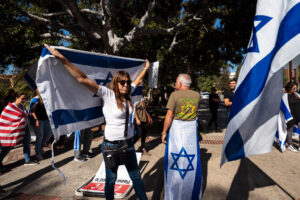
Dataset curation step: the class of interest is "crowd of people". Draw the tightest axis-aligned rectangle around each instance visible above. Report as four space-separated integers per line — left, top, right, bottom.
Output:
1 44 299 199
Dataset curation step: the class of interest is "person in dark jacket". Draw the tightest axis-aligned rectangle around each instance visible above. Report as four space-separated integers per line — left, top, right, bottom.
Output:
208 87 220 131
285 82 300 152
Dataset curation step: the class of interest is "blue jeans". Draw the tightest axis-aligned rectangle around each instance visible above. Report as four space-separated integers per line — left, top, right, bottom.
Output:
23 127 31 162
34 119 53 155
0 127 31 164
0 146 13 165
102 140 147 200
74 129 93 154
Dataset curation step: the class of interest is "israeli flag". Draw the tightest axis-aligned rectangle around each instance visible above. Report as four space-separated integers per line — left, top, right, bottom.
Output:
164 120 202 200
221 0 300 165
276 93 292 151
34 46 147 140
28 96 40 113
276 92 300 151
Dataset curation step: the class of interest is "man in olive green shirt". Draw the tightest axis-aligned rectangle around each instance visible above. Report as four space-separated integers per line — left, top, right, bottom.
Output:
161 74 201 143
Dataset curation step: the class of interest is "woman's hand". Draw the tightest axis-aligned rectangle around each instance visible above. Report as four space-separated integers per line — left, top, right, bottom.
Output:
132 59 150 86
44 44 64 59
136 119 141 126
144 59 150 70
44 44 100 94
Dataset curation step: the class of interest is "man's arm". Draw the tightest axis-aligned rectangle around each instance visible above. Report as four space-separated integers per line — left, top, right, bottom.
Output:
224 98 232 107
161 109 174 144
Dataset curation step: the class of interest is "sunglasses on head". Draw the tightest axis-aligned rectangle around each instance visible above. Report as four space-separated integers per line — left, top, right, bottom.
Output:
118 80 131 86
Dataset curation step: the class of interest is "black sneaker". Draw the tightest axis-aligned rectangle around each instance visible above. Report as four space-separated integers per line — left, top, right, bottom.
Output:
74 155 87 162
35 154 44 161
82 152 94 159
24 160 39 166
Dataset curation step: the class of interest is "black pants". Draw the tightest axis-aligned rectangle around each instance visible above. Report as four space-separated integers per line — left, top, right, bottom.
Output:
133 121 147 149
208 108 218 130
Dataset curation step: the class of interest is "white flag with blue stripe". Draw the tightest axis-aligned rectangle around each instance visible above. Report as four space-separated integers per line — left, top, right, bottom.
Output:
276 93 300 151
221 0 300 165
34 46 147 140
276 93 292 151
164 120 202 200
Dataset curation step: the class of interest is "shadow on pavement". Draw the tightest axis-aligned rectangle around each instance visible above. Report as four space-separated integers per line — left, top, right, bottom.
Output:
144 137 162 153
2 156 73 199
2 138 74 175
142 157 164 200
226 158 294 200
200 148 212 194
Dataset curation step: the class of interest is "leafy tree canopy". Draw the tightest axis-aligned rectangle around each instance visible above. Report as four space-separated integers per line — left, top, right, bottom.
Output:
0 0 257 89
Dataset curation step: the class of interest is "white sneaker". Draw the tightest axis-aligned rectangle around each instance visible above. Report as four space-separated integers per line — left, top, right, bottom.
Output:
287 145 298 152
298 147 300 151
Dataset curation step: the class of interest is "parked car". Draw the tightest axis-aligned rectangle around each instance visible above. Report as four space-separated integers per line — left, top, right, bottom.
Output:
200 92 209 100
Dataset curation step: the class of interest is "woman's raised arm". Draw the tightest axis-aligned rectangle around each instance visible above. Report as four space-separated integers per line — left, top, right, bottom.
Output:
132 60 150 86
44 44 100 94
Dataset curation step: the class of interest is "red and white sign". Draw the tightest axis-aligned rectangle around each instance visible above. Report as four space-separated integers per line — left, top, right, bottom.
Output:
79 152 142 199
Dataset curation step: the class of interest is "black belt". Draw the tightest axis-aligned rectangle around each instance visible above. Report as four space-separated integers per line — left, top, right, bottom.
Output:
104 138 132 144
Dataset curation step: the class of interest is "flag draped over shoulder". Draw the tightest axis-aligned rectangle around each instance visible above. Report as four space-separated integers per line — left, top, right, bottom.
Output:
0 103 27 146
164 120 202 200
276 93 300 151
276 93 292 151
35 46 147 140
221 0 300 165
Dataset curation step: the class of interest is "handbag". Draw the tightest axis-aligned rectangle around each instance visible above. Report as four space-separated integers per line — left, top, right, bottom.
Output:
103 101 130 169
146 111 153 125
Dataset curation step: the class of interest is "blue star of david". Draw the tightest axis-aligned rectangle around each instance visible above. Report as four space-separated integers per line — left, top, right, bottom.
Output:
170 147 195 180
93 72 113 97
247 15 272 53
94 72 113 86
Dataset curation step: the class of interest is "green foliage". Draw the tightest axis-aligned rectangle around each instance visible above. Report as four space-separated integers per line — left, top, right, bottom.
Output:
0 79 11 97
197 74 218 92
0 1 59 72
215 69 230 91
0 0 257 90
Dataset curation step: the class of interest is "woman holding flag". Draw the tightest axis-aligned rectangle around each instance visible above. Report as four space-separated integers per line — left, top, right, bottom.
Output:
45 44 149 200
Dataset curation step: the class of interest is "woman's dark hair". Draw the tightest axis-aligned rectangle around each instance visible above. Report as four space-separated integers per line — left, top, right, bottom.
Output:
110 71 133 110
15 93 26 99
284 82 297 92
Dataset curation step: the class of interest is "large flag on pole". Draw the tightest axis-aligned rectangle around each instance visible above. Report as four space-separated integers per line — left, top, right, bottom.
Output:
221 0 300 166
164 120 202 200
33 46 154 140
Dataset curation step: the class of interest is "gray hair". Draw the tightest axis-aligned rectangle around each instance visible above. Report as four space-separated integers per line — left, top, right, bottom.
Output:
177 74 192 87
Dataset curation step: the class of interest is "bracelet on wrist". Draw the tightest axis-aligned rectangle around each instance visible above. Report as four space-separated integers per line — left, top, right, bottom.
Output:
161 132 167 136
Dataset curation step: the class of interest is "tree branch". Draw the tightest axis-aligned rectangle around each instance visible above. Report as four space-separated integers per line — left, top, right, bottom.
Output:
57 0 102 39
124 0 157 42
40 9 103 18
24 10 101 47
168 32 182 51
40 32 72 40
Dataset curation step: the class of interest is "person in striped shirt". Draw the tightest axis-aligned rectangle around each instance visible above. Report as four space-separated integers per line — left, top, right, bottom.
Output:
0 93 37 173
